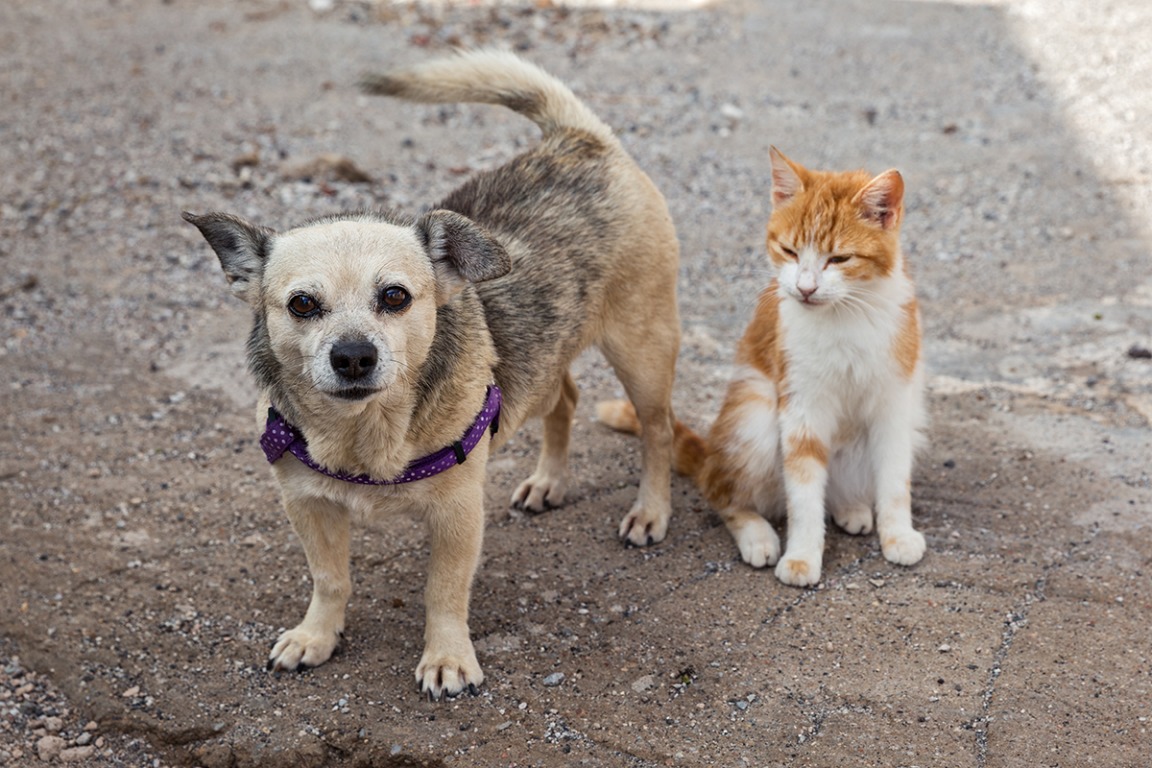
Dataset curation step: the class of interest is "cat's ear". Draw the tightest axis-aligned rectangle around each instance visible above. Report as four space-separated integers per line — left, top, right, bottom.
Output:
855 170 904 230
769 146 806 207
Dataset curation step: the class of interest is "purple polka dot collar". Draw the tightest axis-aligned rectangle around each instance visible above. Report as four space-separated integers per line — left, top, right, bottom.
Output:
259 385 502 485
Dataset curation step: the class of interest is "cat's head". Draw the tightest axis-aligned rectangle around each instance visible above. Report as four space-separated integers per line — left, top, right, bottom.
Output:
766 147 905 308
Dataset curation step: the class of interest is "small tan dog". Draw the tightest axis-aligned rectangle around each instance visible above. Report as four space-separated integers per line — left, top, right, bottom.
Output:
183 50 681 699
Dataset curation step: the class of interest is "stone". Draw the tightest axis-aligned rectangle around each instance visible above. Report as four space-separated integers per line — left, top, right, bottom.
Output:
36 735 65 762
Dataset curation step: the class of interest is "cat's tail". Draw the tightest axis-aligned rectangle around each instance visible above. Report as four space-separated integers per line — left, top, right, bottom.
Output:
359 49 615 145
595 400 707 479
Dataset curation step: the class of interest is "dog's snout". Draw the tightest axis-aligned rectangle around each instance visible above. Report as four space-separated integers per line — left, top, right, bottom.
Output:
330 340 378 380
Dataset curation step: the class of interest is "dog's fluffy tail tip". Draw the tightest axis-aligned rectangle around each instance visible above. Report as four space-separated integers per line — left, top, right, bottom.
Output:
596 399 642 435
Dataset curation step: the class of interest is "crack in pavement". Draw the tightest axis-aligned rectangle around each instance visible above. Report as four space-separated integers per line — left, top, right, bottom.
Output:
971 524 1100 766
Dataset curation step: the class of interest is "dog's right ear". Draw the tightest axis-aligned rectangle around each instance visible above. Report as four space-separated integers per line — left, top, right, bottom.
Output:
417 210 512 304
182 212 274 303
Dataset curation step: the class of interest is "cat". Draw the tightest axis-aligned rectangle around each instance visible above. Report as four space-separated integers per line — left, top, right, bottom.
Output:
599 147 926 586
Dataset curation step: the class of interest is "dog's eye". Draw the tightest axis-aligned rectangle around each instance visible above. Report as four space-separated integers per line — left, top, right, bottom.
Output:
287 293 321 318
378 286 411 312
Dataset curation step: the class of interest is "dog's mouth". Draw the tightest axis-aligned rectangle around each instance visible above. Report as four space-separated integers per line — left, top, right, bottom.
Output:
328 387 380 401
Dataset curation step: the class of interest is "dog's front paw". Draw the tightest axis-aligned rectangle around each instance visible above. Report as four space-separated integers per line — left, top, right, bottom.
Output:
416 646 484 701
881 527 926 566
618 499 669 547
511 471 567 513
268 625 341 672
775 552 822 587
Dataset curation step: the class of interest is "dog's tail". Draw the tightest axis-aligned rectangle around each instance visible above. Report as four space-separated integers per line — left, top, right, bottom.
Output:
595 400 707 479
359 49 614 145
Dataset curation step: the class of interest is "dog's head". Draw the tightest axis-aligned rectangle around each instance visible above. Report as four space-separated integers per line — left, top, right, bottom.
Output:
183 210 510 414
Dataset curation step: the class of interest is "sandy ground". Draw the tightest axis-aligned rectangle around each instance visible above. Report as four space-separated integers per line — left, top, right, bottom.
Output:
1 0 1149 766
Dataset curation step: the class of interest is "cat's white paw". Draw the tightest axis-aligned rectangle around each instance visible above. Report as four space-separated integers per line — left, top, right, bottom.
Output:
775 553 822 586
512 470 567 512
833 503 873 535
881 528 926 566
734 517 781 568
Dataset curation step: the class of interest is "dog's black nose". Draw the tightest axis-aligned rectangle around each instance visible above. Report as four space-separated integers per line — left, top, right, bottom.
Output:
330 340 378 380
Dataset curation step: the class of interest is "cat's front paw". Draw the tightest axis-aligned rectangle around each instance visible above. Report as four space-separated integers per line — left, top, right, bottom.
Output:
881 528 926 566
775 553 822 586
832 503 873 535
733 517 781 568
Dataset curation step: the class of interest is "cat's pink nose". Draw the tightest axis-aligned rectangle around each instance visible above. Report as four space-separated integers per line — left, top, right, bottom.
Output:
797 272 818 299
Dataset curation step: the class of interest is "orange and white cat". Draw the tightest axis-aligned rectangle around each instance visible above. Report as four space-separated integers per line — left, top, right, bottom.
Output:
600 147 926 586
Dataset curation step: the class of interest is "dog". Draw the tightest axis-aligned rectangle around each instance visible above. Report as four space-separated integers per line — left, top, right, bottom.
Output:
183 49 681 699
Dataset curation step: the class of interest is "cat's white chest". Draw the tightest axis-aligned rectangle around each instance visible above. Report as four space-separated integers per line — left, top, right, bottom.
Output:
780 300 904 422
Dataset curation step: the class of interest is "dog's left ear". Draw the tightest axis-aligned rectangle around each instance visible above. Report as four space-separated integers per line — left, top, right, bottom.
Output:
182 211 274 304
417 210 512 304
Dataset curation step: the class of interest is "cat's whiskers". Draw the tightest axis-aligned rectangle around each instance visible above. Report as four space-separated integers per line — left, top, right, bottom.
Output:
831 290 885 327
829 295 870 326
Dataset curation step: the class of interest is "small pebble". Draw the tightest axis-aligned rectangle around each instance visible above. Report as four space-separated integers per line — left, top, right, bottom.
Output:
36 735 66 762
1127 345 1152 360
631 674 656 693
719 103 744 120
543 672 565 687
60 745 96 763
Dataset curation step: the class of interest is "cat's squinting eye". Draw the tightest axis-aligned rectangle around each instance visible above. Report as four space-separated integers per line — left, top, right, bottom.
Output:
827 255 852 265
780 245 798 260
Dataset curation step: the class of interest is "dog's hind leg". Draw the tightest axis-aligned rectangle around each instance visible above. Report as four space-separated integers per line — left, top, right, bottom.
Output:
268 496 351 671
600 322 678 547
511 372 578 512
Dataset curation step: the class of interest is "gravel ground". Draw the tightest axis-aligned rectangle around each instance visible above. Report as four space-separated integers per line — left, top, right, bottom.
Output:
0 645 164 766
2 1 1150 766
